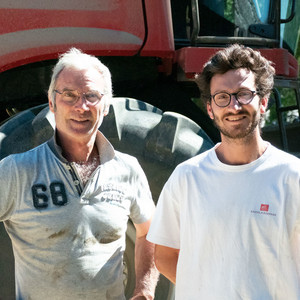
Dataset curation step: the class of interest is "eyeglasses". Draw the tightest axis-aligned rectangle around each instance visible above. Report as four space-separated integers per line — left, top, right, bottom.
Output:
210 90 257 107
54 89 104 105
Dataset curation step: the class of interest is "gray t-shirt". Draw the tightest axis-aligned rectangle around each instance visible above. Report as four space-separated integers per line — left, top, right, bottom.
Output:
0 131 154 300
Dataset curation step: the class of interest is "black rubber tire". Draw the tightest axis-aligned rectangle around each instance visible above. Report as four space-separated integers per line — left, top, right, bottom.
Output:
0 97 214 299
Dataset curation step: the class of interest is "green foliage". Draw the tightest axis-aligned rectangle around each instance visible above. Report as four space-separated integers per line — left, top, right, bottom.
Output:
224 0 234 23
283 0 300 57
297 37 300 77
265 88 299 126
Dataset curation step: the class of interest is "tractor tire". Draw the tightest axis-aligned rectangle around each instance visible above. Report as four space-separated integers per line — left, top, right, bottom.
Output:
0 97 214 299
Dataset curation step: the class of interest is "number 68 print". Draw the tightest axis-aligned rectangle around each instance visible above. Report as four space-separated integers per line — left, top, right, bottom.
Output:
31 182 68 209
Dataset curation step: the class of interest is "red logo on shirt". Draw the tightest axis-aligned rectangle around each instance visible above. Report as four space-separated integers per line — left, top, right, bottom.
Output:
260 204 269 212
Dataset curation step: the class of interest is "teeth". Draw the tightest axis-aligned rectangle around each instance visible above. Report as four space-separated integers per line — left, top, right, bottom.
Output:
227 116 243 121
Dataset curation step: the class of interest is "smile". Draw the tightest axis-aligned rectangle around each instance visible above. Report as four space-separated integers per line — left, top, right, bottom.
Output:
71 118 90 123
226 115 246 121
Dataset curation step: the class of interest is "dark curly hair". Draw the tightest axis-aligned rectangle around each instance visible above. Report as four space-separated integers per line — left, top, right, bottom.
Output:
195 44 275 104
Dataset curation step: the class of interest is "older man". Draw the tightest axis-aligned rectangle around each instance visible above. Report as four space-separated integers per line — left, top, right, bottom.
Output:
0 48 158 299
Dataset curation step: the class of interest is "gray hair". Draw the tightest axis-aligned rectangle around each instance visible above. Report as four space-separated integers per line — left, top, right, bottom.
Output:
48 48 113 108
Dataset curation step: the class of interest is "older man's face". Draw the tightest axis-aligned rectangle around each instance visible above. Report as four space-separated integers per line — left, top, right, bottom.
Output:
49 67 108 145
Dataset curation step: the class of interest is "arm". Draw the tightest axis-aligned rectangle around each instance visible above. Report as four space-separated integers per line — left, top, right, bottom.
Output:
154 244 179 285
131 218 159 300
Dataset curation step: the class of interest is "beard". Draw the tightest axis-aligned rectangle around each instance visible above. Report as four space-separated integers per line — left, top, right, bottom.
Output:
211 109 262 140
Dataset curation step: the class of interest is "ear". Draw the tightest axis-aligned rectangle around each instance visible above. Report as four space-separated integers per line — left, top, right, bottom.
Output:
103 105 110 116
102 96 111 116
207 102 214 119
49 97 55 113
260 96 268 114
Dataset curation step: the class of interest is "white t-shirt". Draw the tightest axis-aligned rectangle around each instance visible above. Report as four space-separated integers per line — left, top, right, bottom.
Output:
0 131 154 300
147 144 300 300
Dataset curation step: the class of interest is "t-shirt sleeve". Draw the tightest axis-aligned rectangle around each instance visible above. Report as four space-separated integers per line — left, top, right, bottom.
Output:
0 156 18 221
288 161 300 275
129 158 155 224
147 167 181 249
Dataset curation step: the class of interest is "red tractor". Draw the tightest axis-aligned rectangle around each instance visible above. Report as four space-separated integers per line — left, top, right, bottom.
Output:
0 0 299 298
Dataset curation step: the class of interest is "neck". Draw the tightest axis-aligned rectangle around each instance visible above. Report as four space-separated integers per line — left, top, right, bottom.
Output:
216 133 268 165
56 132 98 163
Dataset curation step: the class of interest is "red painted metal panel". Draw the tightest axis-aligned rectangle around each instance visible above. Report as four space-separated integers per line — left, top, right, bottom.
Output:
175 47 299 79
0 0 146 71
139 0 174 58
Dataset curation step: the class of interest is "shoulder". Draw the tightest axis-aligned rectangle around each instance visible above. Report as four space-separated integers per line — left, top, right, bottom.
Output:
114 150 138 163
265 145 300 181
0 142 50 169
175 147 213 173
113 150 145 175
268 145 300 167
164 148 213 188
113 150 143 169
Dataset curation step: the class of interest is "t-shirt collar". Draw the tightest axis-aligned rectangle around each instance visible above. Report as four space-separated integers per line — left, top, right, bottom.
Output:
47 130 115 164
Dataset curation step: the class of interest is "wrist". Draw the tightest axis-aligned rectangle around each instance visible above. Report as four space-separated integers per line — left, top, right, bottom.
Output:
130 291 154 300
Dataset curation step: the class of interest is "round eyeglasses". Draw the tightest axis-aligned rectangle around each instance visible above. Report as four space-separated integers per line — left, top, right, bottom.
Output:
54 89 104 105
210 90 257 107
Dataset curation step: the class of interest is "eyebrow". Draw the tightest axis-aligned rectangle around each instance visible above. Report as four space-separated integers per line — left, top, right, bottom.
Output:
212 88 254 94
59 87 75 92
